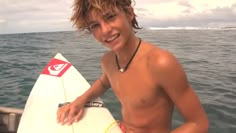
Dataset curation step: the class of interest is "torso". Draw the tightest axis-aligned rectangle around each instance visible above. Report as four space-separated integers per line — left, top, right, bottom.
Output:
102 41 174 133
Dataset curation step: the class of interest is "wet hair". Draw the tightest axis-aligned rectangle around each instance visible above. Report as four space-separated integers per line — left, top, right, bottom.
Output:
71 0 141 31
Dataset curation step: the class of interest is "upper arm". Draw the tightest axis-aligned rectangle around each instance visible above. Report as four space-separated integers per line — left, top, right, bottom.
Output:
99 53 111 90
86 55 111 99
155 50 207 123
98 71 111 90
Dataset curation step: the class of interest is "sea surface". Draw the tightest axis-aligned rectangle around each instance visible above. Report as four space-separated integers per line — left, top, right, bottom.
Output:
0 29 235 132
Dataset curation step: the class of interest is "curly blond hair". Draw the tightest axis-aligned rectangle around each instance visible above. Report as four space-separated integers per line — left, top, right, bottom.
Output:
71 0 141 31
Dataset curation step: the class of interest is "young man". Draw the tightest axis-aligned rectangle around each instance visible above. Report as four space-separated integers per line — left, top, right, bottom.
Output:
57 0 209 132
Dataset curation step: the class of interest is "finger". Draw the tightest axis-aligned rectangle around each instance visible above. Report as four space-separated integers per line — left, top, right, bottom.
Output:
57 107 64 123
59 106 69 125
57 108 64 123
68 108 76 125
74 108 84 122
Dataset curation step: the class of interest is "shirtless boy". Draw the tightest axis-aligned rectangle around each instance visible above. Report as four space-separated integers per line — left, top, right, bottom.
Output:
57 0 209 132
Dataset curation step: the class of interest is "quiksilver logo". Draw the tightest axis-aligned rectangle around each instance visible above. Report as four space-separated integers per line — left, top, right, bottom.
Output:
48 63 68 76
42 58 71 77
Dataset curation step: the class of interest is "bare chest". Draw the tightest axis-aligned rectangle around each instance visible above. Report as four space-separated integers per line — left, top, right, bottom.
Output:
103 45 168 109
106 66 164 109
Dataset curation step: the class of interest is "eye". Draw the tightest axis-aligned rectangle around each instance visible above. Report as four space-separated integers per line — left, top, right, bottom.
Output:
106 13 117 21
89 23 100 30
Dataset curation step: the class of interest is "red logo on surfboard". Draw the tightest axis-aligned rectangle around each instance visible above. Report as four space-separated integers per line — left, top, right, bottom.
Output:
41 58 71 77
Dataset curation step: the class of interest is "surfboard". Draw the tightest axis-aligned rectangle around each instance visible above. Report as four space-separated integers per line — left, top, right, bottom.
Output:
17 53 122 133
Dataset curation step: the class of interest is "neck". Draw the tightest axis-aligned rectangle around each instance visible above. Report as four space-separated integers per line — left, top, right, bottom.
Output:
115 36 140 64
115 37 142 72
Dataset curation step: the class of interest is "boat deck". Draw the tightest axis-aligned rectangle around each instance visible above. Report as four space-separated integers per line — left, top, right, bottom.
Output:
0 106 23 133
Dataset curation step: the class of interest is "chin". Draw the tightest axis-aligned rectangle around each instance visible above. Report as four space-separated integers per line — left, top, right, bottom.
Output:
112 43 124 52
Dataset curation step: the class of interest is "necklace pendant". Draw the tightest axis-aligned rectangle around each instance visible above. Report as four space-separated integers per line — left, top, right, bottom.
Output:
119 68 125 73
115 38 142 73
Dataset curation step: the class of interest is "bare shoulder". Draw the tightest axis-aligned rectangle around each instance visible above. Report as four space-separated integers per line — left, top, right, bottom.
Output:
144 42 181 73
145 42 189 88
100 51 115 70
101 51 114 63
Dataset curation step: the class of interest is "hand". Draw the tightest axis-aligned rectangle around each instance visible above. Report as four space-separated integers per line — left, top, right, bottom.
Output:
57 101 84 125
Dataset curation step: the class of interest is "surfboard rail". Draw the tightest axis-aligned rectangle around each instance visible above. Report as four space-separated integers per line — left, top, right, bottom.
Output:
17 53 122 133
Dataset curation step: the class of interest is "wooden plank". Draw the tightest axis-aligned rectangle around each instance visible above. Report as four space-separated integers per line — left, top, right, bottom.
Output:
0 106 23 133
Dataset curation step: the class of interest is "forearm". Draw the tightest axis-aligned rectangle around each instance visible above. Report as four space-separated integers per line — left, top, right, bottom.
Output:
74 79 109 105
171 122 208 133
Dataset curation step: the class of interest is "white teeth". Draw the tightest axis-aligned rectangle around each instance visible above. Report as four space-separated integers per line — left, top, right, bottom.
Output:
106 34 118 42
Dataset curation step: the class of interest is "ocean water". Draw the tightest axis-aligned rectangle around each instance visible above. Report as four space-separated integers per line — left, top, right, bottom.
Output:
0 29 235 132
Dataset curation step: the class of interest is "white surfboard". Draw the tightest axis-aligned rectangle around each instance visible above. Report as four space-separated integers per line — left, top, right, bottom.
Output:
17 53 122 133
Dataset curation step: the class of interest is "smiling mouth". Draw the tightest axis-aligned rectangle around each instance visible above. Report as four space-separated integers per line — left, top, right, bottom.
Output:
105 34 120 43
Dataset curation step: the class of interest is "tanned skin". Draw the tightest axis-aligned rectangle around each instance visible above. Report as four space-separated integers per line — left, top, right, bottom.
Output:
57 6 209 133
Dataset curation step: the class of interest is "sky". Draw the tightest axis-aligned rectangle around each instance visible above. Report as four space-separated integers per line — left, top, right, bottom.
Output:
0 0 236 34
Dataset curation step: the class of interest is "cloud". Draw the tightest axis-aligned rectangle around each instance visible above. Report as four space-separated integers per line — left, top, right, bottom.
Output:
178 1 193 8
1 0 236 34
135 8 153 17
134 0 171 5
134 0 236 28
0 17 6 23
0 0 73 34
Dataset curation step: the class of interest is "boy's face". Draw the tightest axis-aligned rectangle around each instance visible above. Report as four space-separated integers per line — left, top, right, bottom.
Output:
87 7 135 51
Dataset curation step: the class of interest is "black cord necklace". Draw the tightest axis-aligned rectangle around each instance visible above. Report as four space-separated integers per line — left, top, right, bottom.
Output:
115 38 142 73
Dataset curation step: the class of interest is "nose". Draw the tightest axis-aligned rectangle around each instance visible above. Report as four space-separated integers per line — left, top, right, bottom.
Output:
100 22 112 34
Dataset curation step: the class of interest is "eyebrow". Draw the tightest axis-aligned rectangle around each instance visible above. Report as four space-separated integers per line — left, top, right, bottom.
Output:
86 11 117 25
86 15 98 26
87 20 97 26
86 13 100 26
